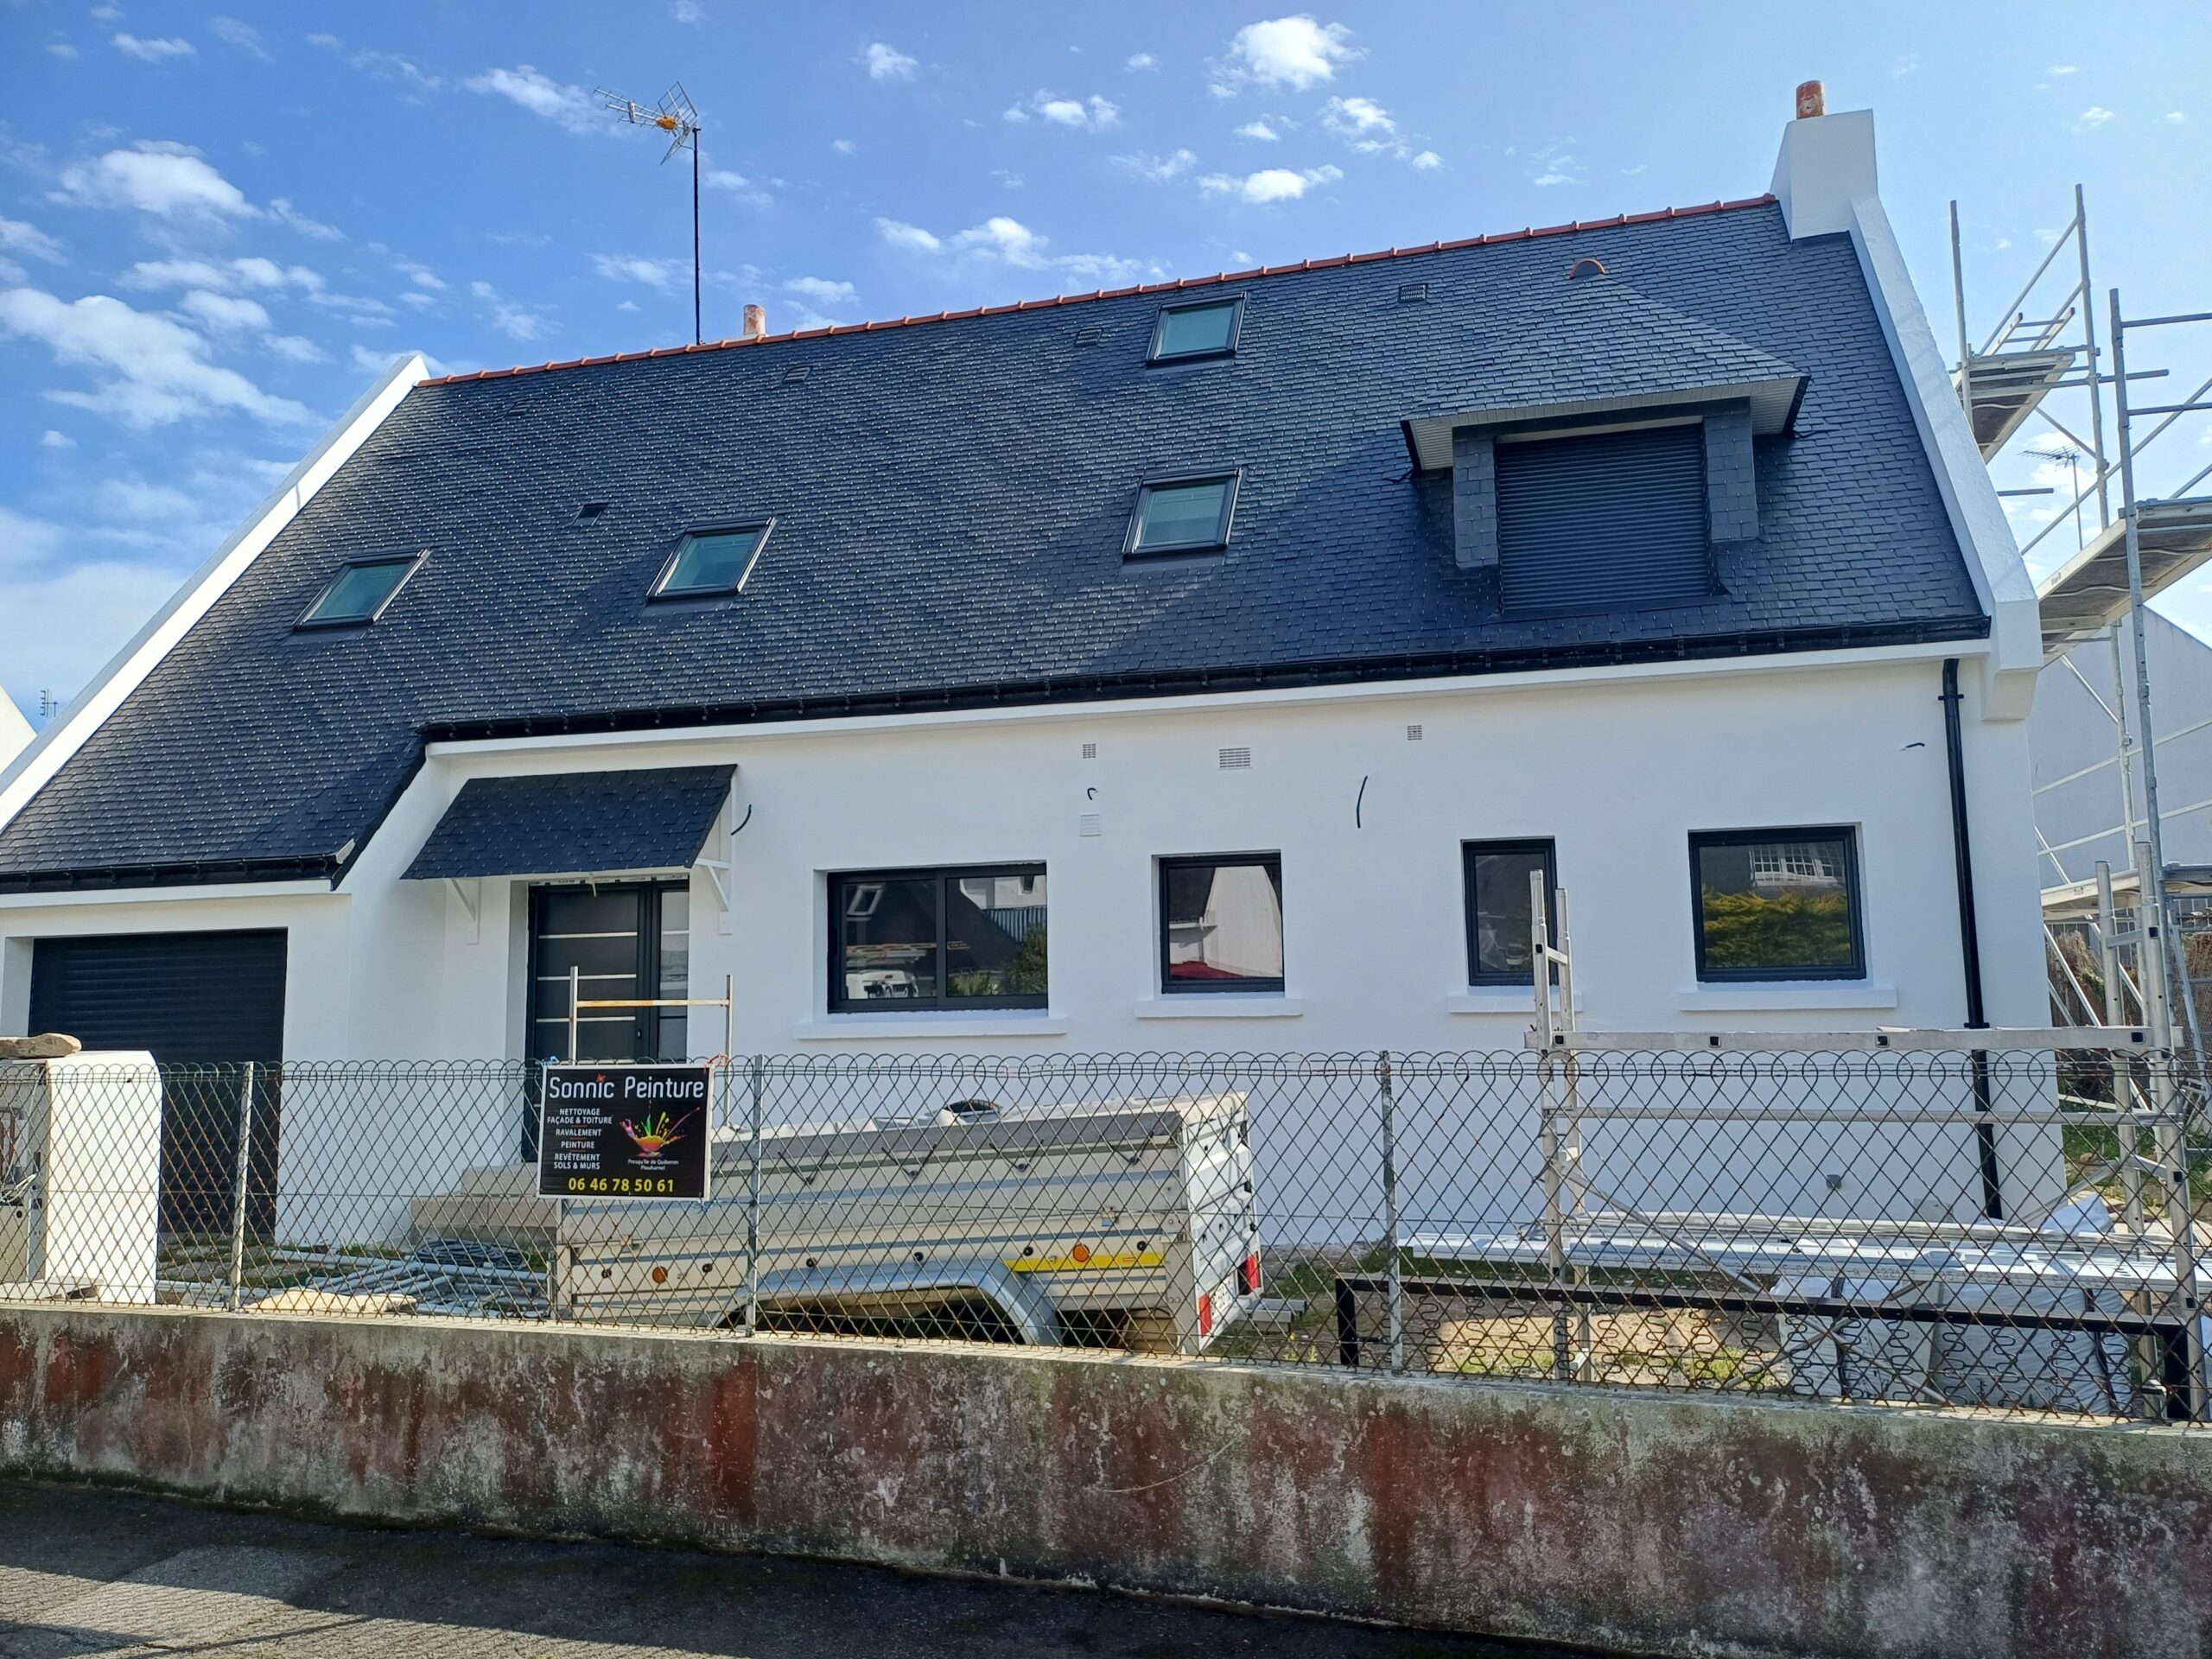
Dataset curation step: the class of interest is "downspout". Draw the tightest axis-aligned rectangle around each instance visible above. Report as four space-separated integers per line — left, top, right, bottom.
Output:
1941 657 2005 1218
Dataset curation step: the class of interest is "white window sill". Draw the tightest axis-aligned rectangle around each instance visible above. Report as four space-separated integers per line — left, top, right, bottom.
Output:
1675 981 1898 1013
1133 995 1306 1020
1446 987 1583 1015
793 1013 1070 1042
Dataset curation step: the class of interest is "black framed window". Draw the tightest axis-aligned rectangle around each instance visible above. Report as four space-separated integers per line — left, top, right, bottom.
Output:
1160 854 1284 993
830 865 1047 1012
1125 473 1239 558
1147 296 1243 364
1463 839 1556 985
526 880 691 1063
296 552 423 629
652 521 772 600
1690 827 1865 982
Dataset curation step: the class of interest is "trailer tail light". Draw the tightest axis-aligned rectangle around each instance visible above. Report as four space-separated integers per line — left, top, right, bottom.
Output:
1240 1254 1262 1295
1198 1293 1215 1337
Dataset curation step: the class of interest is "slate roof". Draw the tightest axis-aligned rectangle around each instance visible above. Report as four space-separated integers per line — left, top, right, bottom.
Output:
401 766 735 880
0 197 1988 892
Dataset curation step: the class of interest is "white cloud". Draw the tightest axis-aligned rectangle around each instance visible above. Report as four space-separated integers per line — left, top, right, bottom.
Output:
2168 111 2189 124
270 197 342 240
1216 16 1358 95
1522 142 1580 187
1198 164 1341 204
0 505 199 714
397 259 443 290
1890 53 1920 78
470 278 549 340
208 17 270 58
0 287 314 426
1413 150 1441 170
1006 92 1120 130
308 33 442 91
48 41 79 60
1126 53 1156 71
704 168 768 204
671 0 705 21
1236 119 1283 141
466 66 600 133
785 276 856 305
864 41 918 81
831 138 856 155
592 254 683 289
874 218 943 254
124 256 325 297
2073 105 2116 131
176 289 271 333
1319 95 1393 137
112 33 195 61
53 142 253 218
264 334 323 361
39 430 74 448
1114 149 1198 182
0 219 63 264
2049 63 2079 75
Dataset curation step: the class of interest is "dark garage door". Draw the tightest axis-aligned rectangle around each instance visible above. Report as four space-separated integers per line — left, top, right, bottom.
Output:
29 931 287 1240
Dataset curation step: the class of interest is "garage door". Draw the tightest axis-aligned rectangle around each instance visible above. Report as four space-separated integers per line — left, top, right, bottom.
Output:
29 931 287 1240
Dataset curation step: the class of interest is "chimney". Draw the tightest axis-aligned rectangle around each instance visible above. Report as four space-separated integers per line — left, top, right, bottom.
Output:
741 302 767 340
1770 79 1876 240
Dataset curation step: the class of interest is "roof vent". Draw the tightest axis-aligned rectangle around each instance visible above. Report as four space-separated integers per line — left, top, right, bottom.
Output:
1397 282 1430 304
742 302 767 340
1568 257 1607 282
577 501 608 520
1218 746 1251 770
781 365 811 385
1075 323 1105 345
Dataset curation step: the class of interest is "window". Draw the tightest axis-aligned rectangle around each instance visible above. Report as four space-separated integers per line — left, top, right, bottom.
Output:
1690 827 1865 982
1147 296 1243 364
1494 424 1715 615
1125 474 1239 558
830 865 1047 1012
1463 840 1556 986
1160 854 1284 993
296 553 422 628
652 522 771 600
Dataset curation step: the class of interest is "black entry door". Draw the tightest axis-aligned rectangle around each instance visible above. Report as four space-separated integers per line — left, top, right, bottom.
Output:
28 930 287 1240
527 882 690 1063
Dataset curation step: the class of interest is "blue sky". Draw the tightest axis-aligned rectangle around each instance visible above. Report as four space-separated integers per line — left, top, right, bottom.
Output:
3 2 2208 724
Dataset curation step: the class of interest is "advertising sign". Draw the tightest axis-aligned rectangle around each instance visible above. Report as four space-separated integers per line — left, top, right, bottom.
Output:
537 1065 712 1200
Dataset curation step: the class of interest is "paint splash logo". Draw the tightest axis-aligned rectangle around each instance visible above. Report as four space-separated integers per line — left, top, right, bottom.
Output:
621 1110 691 1157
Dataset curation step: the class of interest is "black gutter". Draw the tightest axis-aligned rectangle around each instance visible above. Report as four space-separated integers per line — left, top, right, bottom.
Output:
1941 656 2004 1220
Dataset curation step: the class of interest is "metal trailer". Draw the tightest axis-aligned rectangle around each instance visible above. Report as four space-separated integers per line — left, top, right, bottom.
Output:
554 1089 1265 1351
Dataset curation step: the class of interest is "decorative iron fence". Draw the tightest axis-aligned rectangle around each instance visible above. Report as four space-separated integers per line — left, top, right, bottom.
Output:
2 1047 2205 1422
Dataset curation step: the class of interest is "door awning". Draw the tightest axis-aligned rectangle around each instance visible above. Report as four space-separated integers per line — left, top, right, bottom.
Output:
402 766 735 880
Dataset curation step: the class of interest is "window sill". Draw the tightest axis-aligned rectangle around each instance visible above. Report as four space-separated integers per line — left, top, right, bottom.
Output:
1133 995 1306 1020
1446 987 1582 1015
1675 981 1898 1013
794 1012 1070 1042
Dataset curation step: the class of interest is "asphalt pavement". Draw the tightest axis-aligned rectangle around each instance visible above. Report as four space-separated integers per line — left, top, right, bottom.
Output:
0 1481 1580 1658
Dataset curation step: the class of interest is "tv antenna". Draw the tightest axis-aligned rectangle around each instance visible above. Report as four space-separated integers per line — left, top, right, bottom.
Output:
2028 443 2088 551
596 83 704 344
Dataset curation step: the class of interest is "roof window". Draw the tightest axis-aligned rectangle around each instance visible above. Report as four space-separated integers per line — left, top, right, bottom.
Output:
652 522 772 600
296 553 423 629
1147 296 1243 364
1125 474 1240 558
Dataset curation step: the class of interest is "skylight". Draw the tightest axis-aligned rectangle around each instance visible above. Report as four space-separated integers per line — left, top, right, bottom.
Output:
652 523 772 600
296 554 423 629
1125 474 1239 557
1147 296 1243 364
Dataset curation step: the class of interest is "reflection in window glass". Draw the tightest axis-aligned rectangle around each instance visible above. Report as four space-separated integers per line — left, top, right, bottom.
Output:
656 887 690 1059
1464 840 1555 984
301 556 416 626
837 875 940 1004
947 871 1049 1000
830 867 1047 1012
657 526 766 597
1161 855 1284 991
1131 478 1233 553
1153 299 1240 360
1692 828 1863 980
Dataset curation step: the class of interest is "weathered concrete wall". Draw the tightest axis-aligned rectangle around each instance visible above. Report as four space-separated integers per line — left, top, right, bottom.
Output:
0 1306 2203 1659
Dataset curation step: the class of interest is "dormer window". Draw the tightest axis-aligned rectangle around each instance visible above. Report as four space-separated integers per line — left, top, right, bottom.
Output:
1125 473 1240 558
296 552 423 629
651 522 772 600
1494 424 1718 615
1147 296 1243 364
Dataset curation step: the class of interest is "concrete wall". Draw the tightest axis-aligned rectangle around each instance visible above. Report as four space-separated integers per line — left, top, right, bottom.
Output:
0 1305 2202 1659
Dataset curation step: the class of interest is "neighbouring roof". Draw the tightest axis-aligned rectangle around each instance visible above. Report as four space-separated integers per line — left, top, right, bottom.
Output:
0 197 1987 892
402 766 735 881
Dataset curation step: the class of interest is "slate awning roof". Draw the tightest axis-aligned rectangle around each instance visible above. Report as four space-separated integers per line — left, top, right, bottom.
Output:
403 766 734 880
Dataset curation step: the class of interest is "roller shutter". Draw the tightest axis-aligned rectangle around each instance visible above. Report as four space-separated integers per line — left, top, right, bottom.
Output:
1496 425 1716 615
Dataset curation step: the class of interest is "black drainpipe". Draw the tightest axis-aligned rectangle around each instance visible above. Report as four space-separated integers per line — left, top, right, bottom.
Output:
1941 658 2004 1218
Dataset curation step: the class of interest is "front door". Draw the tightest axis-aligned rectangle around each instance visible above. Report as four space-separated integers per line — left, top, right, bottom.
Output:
526 880 692 1065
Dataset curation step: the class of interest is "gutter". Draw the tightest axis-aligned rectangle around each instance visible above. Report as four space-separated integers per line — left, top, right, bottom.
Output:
1940 656 2004 1219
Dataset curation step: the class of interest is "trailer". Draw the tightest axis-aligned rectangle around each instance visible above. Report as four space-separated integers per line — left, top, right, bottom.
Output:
555 1089 1264 1351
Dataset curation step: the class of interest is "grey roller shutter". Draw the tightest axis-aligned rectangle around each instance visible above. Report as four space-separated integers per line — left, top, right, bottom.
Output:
1496 425 1715 615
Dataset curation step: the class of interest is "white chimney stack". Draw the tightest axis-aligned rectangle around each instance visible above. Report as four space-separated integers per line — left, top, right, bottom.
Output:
741 302 767 340
1770 79 1877 240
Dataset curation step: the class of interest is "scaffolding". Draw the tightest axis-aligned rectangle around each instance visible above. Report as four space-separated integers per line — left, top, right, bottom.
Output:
1953 190 2212 1055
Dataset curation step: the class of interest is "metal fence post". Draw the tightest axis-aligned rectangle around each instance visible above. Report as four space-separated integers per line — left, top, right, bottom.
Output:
2149 1046 2207 1420
1378 1051 1402 1372
226 1061 255 1313
745 1052 764 1339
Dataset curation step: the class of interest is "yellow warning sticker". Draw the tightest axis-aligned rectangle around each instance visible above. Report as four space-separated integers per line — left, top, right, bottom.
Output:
1008 1249 1165 1273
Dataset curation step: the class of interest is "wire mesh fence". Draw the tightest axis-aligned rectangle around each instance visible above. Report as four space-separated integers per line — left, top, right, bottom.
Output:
2 1046 2206 1422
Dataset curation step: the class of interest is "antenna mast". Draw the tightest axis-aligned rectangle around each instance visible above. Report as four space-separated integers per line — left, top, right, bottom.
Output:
596 83 704 345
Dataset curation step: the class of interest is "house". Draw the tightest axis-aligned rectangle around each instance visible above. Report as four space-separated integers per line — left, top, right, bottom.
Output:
0 96 2046 1128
